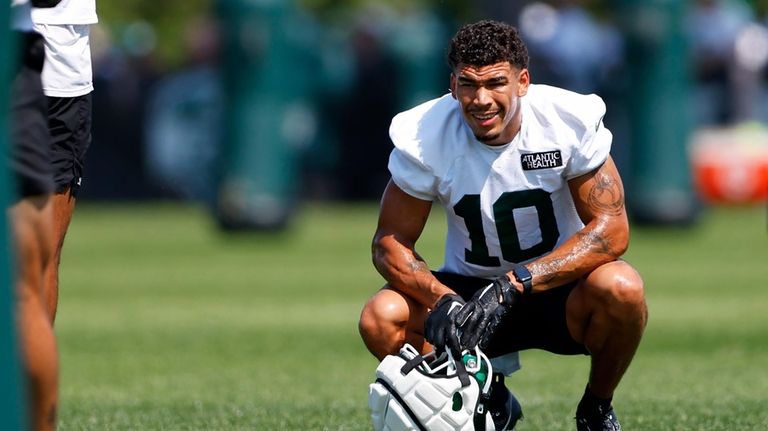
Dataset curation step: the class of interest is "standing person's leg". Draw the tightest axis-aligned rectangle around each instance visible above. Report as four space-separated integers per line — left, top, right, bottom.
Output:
32 22 94 323
43 188 75 320
43 92 92 322
9 31 59 430
11 197 58 431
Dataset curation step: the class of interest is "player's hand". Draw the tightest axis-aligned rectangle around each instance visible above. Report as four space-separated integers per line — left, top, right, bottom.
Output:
454 276 521 350
424 294 465 355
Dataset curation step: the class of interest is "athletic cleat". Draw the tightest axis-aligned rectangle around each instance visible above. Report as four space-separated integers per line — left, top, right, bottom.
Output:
575 405 621 431
489 387 523 430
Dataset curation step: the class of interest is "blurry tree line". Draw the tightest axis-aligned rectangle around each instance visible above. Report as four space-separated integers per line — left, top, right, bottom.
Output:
98 0 477 70
97 0 211 68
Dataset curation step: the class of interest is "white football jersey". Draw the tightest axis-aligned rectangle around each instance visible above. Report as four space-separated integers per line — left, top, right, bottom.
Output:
388 84 612 278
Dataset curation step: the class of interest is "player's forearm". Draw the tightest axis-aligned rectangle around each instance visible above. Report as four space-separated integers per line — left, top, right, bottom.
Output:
372 234 452 308
522 216 628 291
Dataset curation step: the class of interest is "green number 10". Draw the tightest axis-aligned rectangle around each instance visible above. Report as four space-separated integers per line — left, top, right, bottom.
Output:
453 189 560 266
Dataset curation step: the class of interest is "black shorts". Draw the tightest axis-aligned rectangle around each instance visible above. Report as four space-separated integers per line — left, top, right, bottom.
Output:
48 92 92 194
433 271 589 357
9 32 54 199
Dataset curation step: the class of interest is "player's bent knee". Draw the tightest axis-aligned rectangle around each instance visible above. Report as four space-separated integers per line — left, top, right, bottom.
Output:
359 288 424 359
360 290 404 337
360 289 404 329
584 261 645 310
613 270 645 308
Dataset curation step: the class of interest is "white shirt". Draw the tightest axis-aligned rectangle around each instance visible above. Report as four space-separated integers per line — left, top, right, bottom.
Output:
388 84 612 279
30 0 97 96
31 0 98 25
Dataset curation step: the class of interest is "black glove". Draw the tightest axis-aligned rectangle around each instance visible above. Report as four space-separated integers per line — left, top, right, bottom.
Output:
424 294 465 355
454 276 521 350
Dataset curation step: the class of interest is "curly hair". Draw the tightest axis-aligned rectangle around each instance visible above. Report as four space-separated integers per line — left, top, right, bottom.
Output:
447 20 529 71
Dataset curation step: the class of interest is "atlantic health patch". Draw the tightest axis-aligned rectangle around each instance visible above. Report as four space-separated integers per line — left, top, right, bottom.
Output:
521 150 563 170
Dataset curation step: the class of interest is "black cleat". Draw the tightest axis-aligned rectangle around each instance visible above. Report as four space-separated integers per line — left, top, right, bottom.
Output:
575 405 621 431
489 387 523 430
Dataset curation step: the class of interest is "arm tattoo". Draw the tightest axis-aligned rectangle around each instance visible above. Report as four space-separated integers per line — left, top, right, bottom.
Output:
529 256 571 285
575 226 613 255
528 224 614 285
587 169 624 216
407 253 431 274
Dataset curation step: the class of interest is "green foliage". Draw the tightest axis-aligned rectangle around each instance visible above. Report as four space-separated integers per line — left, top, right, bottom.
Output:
55 203 768 429
98 0 213 68
96 0 475 69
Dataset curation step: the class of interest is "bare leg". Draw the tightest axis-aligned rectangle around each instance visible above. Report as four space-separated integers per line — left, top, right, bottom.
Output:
43 189 75 323
359 286 431 360
567 260 648 398
11 196 59 431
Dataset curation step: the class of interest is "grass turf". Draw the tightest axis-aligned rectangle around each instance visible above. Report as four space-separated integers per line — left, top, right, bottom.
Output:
54 203 768 430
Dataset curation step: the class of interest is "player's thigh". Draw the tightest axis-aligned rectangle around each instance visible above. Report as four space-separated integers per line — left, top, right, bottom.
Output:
9 196 53 298
566 260 644 343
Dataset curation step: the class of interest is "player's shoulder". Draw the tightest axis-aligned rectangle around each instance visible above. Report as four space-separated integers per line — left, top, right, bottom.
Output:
389 94 467 165
525 84 606 134
390 94 460 144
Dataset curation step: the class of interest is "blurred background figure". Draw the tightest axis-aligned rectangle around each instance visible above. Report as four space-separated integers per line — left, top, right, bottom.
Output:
144 16 222 206
517 0 623 95
88 21 159 200
333 10 399 201
686 0 766 125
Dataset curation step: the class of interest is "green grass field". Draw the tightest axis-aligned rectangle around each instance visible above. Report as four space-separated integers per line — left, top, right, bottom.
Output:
55 202 768 430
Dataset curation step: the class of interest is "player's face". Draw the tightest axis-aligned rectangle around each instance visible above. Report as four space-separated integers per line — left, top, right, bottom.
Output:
450 62 529 146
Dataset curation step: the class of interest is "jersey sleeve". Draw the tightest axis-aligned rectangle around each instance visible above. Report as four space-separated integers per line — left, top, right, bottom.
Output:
562 94 613 179
388 148 437 201
386 95 457 201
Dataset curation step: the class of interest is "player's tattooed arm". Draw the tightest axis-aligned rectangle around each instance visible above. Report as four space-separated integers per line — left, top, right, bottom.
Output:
373 181 456 307
523 157 629 291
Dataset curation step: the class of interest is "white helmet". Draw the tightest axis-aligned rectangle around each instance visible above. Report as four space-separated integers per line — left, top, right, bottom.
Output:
368 343 497 431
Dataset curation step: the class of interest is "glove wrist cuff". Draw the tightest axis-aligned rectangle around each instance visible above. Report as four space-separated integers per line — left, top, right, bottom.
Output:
497 276 519 305
434 293 463 309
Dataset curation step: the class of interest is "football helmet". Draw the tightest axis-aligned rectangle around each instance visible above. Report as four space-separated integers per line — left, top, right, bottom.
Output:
368 343 497 431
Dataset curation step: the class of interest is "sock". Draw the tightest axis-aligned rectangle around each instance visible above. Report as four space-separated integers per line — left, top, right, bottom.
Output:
577 385 612 416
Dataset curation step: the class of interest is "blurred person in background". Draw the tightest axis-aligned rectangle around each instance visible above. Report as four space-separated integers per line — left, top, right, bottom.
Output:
31 0 97 322
144 16 222 204
359 20 647 430
8 0 61 429
686 0 762 125
517 0 623 95
335 19 399 200
86 20 159 201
